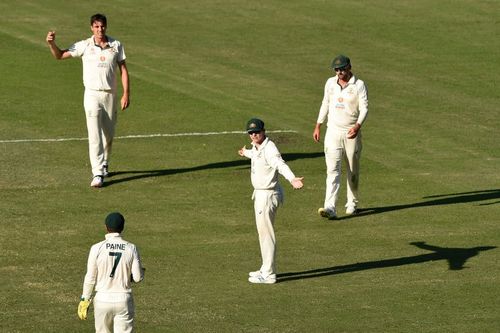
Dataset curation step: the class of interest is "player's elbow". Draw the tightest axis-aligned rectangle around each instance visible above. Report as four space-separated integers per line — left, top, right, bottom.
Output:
50 53 62 60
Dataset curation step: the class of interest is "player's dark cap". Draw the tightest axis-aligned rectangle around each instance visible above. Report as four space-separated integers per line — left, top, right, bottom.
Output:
331 55 351 69
246 118 265 133
105 212 125 232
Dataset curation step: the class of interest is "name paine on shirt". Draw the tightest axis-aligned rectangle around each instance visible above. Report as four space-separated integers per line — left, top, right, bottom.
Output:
106 243 126 250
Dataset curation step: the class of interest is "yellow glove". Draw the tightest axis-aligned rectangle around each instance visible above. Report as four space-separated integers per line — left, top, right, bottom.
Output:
77 298 91 320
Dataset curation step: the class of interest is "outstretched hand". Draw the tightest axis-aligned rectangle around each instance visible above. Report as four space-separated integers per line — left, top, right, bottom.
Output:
291 177 304 189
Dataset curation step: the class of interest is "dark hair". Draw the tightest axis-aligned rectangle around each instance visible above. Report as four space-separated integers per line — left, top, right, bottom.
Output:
105 212 125 233
107 226 124 233
90 13 107 26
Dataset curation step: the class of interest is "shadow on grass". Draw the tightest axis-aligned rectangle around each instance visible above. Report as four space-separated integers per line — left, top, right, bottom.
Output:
337 189 500 220
277 242 496 283
103 152 323 187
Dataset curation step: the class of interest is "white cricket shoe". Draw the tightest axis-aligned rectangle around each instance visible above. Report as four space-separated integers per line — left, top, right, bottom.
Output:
346 206 358 215
249 270 261 277
103 164 109 177
318 208 337 220
90 176 104 188
248 273 276 284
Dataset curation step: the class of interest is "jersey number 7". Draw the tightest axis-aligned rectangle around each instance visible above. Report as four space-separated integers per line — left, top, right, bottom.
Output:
109 252 123 278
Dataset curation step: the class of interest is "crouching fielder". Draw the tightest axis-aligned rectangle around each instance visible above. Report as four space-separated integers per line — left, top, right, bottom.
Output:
78 212 145 333
238 118 303 284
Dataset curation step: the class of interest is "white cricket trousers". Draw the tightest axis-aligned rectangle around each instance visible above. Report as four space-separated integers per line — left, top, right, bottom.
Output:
323 129 362 211
84 89 118 177
253 187 283 277
94 295 135 333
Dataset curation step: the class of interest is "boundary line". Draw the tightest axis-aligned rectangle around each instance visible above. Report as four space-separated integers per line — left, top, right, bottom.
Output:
0 130 298 144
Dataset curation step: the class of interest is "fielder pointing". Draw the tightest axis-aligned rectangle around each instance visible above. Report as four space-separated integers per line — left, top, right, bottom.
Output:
46 13 130 188
78 212 145 332
238 118 303 284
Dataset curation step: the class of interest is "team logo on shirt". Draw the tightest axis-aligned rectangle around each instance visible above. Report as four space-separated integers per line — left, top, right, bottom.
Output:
100 56 106 62
338 97 344 103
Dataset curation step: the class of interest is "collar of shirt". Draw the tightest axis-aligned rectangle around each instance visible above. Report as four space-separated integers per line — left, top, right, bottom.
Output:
105 232 121 240
336 74 356 86
251 136 269 151
92 35 111 49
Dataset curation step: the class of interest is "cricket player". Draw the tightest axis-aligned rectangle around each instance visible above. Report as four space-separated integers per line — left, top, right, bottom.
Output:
46 13 130 188
313 55 368 219
78 212 145 333
238 118 304 284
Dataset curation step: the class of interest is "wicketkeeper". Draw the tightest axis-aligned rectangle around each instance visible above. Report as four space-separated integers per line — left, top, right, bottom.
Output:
78 212 145 333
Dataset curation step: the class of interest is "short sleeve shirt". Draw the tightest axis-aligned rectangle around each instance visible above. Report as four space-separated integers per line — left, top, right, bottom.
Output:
69 36 126 91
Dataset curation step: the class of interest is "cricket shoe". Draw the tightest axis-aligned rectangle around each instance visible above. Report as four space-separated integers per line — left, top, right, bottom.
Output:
90 175 104 188
346 206 358 215
248 273 276 284
249 270 261 278
318 208 337 220
103 164 109 177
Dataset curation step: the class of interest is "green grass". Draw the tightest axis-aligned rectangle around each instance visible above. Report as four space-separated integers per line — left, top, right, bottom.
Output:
1 0 500 332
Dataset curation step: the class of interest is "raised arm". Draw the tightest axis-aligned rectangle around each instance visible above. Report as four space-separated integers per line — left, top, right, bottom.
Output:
46 31 72 60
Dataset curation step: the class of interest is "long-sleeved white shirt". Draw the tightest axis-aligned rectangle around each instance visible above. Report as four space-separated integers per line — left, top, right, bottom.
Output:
242 137 296 190
68 36 126 91
316 75 368 131
82 233 144 302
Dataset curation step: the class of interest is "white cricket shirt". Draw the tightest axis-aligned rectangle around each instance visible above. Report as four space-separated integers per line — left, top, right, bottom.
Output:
82 233 144 302
243 137 296 190
316 75 368 131
69 36 126 91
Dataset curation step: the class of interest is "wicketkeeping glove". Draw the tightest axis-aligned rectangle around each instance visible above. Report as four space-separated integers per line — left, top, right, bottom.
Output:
77 298 91 320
